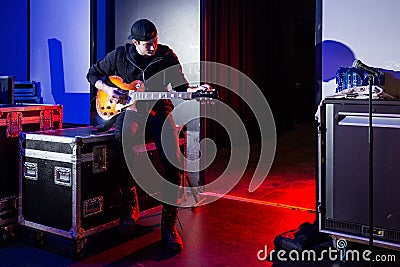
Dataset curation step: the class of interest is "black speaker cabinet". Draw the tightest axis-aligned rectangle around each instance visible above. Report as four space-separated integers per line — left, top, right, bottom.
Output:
0 76 14 104
318 99 400 250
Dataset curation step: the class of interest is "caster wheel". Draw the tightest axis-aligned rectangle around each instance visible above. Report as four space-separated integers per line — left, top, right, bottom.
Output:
71 239 87 259
28 231 46 247
1 228 10 246
1 225 18 245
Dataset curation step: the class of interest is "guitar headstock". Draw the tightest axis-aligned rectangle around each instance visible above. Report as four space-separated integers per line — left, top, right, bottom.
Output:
192 84 219 103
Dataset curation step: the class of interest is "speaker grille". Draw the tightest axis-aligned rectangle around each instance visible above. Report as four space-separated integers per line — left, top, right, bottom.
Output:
325 219 363 235
325 219 400 243
386 230 400 243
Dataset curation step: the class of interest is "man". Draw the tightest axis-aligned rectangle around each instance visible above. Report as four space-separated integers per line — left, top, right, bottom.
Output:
87 18 200 253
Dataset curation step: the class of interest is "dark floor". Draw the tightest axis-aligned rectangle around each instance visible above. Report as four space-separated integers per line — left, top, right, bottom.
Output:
1 123 399 267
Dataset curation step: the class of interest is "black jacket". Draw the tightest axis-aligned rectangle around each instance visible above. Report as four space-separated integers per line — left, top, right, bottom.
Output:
87 43 189 116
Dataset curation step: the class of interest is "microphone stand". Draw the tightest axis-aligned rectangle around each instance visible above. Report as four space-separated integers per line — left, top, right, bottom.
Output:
367 74 374 251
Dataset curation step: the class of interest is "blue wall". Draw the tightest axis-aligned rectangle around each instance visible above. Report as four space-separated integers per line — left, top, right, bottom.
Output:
30 0 91 125
0 0 28 80
0 0 92 125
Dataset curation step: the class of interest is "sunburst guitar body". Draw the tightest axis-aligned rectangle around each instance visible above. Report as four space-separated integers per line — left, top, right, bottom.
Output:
96 76 144 120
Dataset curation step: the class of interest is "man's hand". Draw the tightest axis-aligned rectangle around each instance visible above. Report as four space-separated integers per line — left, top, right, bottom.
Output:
187 84 213 92
96 80 128 104
187 84 218 104
199 84 213 91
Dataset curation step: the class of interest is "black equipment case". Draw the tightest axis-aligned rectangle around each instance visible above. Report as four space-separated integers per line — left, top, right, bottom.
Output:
18 125 188 254
0 104 62 235
19 126 122 253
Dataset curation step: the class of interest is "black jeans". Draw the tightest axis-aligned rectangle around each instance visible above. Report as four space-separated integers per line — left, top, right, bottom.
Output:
114 111 183 205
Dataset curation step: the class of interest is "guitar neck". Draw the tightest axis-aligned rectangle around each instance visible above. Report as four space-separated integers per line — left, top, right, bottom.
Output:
128 91 193 100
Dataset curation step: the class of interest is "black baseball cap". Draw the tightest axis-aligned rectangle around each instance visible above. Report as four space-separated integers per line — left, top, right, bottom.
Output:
128 19 157 41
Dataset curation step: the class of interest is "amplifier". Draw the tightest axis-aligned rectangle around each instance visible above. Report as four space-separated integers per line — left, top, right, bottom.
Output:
14 81 42 104
318 99 400 250
0 76 14 104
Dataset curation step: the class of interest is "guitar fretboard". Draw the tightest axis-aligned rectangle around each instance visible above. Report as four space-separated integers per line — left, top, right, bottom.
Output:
128 91 193 100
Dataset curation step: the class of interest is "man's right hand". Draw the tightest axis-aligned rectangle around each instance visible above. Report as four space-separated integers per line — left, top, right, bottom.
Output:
96 80 128 104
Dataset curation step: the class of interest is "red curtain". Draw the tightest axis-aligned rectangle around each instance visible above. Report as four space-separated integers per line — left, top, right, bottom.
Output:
202 0 316 147
202 0 285 147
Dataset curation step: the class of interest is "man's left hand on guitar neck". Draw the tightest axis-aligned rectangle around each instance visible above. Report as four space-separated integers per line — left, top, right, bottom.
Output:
187 84 213 93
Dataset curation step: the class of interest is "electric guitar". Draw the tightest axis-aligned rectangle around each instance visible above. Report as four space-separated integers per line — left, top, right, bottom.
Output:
96 75 218 120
